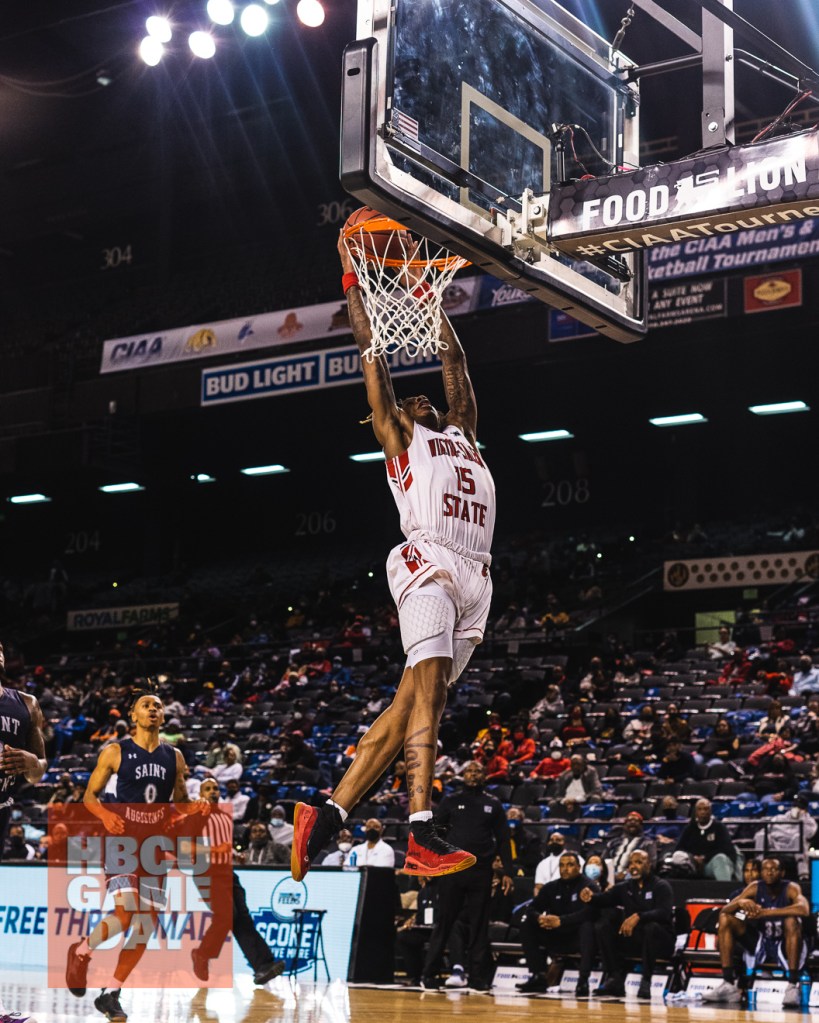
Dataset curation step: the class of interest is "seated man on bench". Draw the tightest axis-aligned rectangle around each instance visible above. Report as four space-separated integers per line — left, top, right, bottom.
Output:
516 851 598 996
581 849 675 999
704 856 809 1005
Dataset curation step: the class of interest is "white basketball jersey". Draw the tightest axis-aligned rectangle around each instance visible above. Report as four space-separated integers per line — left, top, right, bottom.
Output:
385 422 495 552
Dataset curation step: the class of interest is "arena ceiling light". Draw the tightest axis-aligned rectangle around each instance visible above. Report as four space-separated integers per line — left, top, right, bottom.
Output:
98 482 145 493
240 464 289 476
189 31 216 58
240 4 269 35
145 16 173 43
349 451 385 463
649 413 707 427
748 400 810 416
191 473 217 483
518 429 574 442
207 0 235 25
7 493 51 505
139 37 164 65
296 0 325 27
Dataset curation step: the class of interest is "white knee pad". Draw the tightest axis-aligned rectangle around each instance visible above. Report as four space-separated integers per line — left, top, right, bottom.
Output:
449 637 478 685
400 582 456 667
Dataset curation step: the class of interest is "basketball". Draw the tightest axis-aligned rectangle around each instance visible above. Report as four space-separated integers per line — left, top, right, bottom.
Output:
344 206 411 262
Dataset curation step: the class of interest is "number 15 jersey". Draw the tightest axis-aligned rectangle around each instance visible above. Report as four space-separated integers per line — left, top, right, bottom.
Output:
386 422 495 553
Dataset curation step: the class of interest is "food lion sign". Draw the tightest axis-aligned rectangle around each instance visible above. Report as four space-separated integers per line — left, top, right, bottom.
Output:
549 128 819 258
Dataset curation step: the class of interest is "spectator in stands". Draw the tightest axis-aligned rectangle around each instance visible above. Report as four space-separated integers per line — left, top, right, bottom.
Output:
755 793 817 879
790 655 819 698
534 832 585 894
481 743 510 782
205 739 243 768
793 697 819 754
648 796 689 846
516 851 598 996
4 824 36 861
659 705 691 744
223 778 250 823
237 820 289 866
750 749 799 804
89 708 123 745
708 626 736 660
530 683 564 721
603 812 657 881
46 772 74 807
102 719 130 749
159 717 186 749
704 857 808 1005
53 705 88 755
735 858 762 894
613 656 642 687
209 746 243 784
699 717 740 767
675 798 741 880
498 724 537 768
506 807 542 873
530 742 571 780
559 705 591 747
268 804 294 846
552 754 603 807
374 759 408 807
657 739 698 783
582 849 675 1000
594 708 623 748
319 829 356 866
276 731 319 782
622 705 656 744
757 665 792 696
719 648 753 684
351 818 395 867
756 699 790 737
475 712 508 748
583 853 609 891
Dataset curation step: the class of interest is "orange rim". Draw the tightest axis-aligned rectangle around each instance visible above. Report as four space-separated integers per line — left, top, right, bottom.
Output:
342 216 471 271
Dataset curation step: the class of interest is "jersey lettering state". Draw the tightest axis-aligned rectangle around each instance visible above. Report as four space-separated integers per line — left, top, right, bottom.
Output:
386 423 495 550
0 688 32 807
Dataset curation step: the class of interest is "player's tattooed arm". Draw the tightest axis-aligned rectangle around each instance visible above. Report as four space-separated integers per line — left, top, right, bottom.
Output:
438 313 477 444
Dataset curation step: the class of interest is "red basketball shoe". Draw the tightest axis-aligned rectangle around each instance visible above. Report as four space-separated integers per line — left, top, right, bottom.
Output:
291 802 342 882
403 821 476 877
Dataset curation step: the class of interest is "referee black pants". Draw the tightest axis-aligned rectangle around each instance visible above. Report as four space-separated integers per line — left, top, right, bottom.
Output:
422 863 493 985
195 872 276 972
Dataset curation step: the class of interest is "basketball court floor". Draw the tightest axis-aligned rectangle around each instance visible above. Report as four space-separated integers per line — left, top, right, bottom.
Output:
0 973 801 1023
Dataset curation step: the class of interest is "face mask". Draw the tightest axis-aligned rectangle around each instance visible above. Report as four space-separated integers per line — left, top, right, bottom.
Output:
551 751 562 760
508 820 520 829
548 843 563 855
584 864 602 881
270 818 284 828
365 828 380 843
338 841 353 853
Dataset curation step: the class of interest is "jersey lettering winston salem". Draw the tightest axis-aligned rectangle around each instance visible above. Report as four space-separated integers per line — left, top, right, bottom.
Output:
386 423 496 550
0 687 32 807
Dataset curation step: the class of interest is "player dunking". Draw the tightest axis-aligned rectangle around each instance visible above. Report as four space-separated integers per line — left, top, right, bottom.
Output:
0 641 48 858
291 233 495 880
66 687 203 1023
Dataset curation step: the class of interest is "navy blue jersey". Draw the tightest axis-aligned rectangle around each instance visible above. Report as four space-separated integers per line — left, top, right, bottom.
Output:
0 687 32 808
756 880 790 942
115 737 177 804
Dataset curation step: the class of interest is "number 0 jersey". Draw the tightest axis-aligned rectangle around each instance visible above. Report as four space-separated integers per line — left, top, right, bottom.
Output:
114 736 177 804
386 422 495 553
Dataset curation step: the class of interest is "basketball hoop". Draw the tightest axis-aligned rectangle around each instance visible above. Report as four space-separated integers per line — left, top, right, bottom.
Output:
341 214 470 360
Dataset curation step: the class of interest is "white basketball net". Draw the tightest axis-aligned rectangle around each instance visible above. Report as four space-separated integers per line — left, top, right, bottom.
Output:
343 228 469 361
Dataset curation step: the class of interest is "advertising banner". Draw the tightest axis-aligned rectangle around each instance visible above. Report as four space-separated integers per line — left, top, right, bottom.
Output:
647 278 727 329
663 550 819 592
67 603 180 631
0 864 361 983
201 345 441 407
550 128 819 258
100 277 487 376
743 268 803 313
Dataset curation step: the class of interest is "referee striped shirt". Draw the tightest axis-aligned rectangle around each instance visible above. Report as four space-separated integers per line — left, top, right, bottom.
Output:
201 808 235 865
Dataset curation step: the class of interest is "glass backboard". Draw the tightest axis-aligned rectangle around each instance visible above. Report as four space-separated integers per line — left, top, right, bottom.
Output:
340 0 646 342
